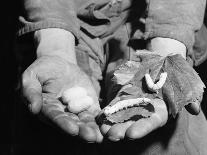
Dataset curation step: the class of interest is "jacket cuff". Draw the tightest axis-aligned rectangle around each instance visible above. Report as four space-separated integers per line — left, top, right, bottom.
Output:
17 17 80 40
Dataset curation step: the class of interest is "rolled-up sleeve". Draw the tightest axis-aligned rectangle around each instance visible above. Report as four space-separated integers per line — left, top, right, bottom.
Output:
144 0 206 52
18 0 80 39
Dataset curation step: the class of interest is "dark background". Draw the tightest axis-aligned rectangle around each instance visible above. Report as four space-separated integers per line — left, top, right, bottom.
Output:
2 1 19 154
2 2 207 155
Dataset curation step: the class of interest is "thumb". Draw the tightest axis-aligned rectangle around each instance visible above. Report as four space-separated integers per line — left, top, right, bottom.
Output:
185 101 200 115
22 70 42 114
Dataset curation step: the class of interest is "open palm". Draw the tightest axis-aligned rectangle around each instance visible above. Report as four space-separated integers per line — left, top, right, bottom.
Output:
22 55 103 142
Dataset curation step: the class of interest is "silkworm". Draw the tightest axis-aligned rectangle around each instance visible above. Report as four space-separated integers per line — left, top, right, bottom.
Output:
145 74 155 89
104 98 151 115
153 72 167 89
145 72 167 92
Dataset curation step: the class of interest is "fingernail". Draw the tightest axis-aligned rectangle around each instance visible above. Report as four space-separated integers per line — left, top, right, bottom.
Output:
108 136 120 142
185 102 200 115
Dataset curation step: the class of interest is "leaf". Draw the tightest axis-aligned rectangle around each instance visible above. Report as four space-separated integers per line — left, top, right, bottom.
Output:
131 53 205 117
97 53 205 125
161 54 205 116
97 101 154 125
130 54 164 87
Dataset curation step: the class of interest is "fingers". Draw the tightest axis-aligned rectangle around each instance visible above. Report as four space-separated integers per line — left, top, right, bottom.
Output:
55 115 79 136
126 99 168 139
103 111 166 141
22 70 42 114
100 98 168 141
185 102 200 115
42 98 103 142
42 100 79 136
78 111 103 143
87 122 103 143
107 121 134 141
78 123 97 142
100 124 111 135
101 114 164 141
151 99 168 127
125 114 163 139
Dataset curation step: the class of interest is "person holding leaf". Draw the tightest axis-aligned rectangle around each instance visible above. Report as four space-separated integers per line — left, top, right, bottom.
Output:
17 0 207 154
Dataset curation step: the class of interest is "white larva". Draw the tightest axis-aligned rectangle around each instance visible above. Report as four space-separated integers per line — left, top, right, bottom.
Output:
104 98 151 115
145 72 167 92
145 74 155 89
153 72 167 90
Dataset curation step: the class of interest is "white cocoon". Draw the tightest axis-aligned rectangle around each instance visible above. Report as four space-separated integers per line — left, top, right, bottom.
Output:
61 86 93 113
67 96 93 113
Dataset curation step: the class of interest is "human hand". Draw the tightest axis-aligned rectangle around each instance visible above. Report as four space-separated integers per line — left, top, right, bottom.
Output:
98 98 168 141
22 55 103 142
147 37 201 114
97 37 204 141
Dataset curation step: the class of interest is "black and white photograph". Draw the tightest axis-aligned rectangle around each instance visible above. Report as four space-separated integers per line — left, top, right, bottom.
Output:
2 0 207 154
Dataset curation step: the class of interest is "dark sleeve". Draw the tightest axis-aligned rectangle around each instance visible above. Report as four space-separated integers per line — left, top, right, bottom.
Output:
144 0 206 53
18 0 80 39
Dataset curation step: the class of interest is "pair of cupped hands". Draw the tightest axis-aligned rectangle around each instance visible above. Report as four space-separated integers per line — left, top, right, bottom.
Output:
21 28 199 143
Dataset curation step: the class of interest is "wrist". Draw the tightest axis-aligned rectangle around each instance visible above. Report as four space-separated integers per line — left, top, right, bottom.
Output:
34 28 77 64
147 37 187 59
